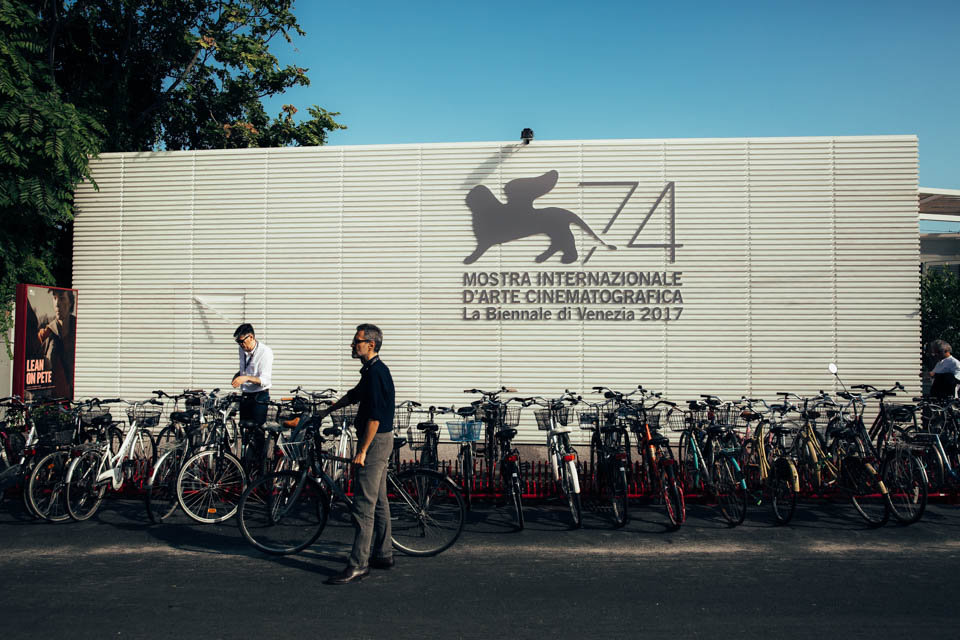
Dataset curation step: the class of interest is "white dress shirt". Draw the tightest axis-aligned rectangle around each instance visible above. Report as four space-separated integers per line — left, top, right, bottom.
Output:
238 340 273 393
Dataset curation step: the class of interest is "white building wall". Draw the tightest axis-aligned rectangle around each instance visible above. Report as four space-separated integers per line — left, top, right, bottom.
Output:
73 136 920 444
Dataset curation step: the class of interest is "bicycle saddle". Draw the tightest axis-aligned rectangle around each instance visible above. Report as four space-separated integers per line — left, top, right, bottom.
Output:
801 410 820 420
495 428 517 442
417 421 440 432
648 435 670 446
688 400 707 411
456 407 476 417
322 425 342 437
706 425 731 435
170 410 199 424
740 411 762 422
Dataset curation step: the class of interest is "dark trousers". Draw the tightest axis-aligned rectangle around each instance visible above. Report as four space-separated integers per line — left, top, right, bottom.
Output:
349 432 393 567
240 390 270 456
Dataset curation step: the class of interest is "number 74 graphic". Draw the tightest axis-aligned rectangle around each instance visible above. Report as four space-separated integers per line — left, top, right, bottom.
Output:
578 181 681 265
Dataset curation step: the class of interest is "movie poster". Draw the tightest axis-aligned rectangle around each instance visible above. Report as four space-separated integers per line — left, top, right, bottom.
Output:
13 284 78 401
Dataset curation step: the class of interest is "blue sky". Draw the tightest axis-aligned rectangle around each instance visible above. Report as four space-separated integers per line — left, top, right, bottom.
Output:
264 0 959 188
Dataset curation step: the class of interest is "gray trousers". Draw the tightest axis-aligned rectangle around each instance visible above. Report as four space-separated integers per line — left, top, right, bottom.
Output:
349 432 393 567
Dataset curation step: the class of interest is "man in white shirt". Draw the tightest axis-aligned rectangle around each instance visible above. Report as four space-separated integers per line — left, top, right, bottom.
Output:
232 324 274 458
929 339 960 399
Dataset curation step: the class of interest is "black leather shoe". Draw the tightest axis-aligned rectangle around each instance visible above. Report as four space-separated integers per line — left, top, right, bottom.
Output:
370 556 394 570
324 565 369 585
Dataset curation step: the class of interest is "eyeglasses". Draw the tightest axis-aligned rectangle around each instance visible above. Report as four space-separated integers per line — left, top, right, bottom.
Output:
236 335 253 344
351 339 372 346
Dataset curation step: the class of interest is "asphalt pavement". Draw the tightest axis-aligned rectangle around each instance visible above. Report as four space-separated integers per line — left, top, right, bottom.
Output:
1 495 958 639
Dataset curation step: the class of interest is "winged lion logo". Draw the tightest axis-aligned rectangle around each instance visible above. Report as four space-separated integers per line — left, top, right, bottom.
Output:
463 170 617 264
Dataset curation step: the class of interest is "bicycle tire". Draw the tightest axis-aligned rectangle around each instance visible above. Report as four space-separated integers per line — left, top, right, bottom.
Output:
155 425 184 458
610 465 629 528
714 456 747 526
238 470 330 555
389 468 465 556
130 428 157 488
460 445 473 510
740 438 761 492
842 456 890 527
678 431 703 491
146 447 185 523
561 457 582 529
176 449 246 524
26 450 70 522
769 457 798 525
882 451 927 525
661 463 685 530
65 449 107 521
419 440 437 471
510 474 524 531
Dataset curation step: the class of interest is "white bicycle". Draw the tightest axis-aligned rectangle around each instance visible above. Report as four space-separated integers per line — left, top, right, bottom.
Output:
530 391 583 528
63 399 159 521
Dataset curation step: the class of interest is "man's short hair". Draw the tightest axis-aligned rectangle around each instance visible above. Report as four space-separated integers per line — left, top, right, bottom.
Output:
234 323 255 339
356 323 383 352
932 339 952 357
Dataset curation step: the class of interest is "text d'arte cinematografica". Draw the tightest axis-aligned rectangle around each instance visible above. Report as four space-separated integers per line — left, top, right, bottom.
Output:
461 271 684 323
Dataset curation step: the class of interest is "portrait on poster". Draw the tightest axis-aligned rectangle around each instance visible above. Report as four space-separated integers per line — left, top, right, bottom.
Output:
13 284 78 401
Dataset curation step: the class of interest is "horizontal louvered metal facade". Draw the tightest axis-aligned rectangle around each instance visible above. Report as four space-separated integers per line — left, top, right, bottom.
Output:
73 136 920 444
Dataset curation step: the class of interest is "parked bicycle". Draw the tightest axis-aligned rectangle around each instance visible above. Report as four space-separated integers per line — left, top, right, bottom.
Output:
619 387 686 530
530 391 584 528
580 387 635 527
63 398 160 520
237 417 465 556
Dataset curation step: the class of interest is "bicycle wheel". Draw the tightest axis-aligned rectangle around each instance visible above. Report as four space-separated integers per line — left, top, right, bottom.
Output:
713 456 747 526
146 447 185 523
176 449 246 524
678 431 703 491
882 451 927 525
509 474 524 531
610 464 630 528
389 469 464 556
26 450 71 522
155 425 184 458
769 457 798 525
740 438 761 492
660 463 685 530
419 441 437 471
560 457 582 529
842 457 890 527
460 445 473 510
238 471 330 555
129 428 157 488
65 449 107 521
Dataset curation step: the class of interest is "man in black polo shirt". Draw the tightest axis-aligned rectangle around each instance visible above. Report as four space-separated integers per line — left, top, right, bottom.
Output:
321 323 395 585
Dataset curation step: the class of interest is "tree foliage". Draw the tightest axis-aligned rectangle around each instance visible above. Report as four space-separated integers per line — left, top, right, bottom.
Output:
30 0 345 151
3 0 344 356
921 268 960 369
0 0 104 355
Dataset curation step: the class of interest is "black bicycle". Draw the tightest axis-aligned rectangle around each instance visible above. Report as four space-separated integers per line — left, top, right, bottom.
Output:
237 418 465 556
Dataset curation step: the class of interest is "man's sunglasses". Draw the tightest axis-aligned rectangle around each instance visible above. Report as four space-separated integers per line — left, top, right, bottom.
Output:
236 335 253 344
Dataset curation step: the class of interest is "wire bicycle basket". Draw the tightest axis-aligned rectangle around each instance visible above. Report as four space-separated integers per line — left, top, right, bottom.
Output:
534 406 572 431
32 404 75 446
330 407 357 434
127 404 163 429
276 439 310 465
666 410 692 433
446 417 484 443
